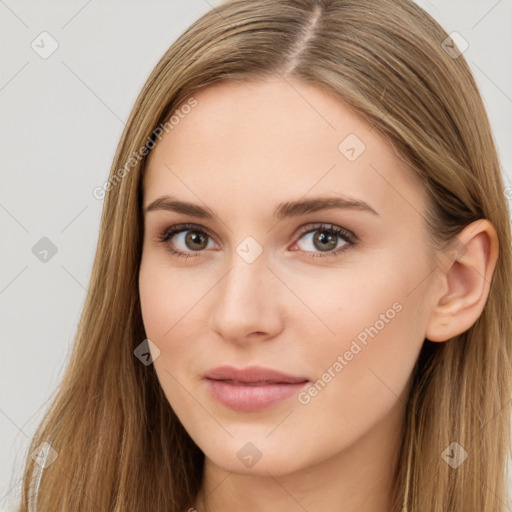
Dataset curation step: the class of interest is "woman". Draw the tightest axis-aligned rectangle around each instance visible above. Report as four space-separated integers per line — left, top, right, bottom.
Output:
15 0 512 510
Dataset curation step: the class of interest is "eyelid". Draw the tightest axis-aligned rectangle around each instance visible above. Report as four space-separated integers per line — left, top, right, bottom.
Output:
155 223 217 245
293 222 356 242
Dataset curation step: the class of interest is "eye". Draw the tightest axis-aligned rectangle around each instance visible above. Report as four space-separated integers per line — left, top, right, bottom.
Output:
154 223 216 259
291 223 357 258
154 222 357 259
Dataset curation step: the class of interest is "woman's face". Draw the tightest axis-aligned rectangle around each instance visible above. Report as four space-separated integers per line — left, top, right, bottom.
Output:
139 77 440 477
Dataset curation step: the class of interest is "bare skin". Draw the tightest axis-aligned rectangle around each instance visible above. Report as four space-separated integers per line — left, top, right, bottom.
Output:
138 77 499 512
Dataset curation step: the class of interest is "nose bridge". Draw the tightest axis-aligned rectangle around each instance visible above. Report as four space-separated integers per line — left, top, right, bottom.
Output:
209 243 283 340
219 246 270 310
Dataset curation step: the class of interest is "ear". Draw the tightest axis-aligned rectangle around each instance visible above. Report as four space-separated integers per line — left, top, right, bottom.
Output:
425 219 499 342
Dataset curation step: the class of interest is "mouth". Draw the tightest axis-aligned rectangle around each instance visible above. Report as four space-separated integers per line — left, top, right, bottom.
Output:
203 365 309 412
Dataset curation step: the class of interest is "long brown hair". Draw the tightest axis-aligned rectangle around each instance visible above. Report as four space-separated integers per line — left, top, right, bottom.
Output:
14 0 512 510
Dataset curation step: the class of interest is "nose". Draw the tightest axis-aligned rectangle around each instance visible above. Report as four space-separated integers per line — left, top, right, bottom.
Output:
208 251 285 345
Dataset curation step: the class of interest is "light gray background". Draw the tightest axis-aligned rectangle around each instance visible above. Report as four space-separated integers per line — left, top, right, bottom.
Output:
1 1 511 510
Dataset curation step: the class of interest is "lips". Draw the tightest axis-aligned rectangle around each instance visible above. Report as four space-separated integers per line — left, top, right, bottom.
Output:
204 365 309 384
203 365 309 412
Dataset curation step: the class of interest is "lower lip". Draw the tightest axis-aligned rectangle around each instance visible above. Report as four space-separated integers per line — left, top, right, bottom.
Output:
205 378 309 412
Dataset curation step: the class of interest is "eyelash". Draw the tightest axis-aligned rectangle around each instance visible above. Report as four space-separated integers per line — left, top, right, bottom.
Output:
154 222 357 260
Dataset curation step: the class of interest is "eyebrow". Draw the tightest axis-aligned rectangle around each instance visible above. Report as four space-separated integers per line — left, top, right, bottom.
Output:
144 195 379 219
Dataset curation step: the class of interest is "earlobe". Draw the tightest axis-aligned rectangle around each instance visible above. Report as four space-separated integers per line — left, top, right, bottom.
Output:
425 219 499 343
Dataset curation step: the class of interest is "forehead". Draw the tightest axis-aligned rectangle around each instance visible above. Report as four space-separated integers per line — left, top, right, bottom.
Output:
143 78 426 224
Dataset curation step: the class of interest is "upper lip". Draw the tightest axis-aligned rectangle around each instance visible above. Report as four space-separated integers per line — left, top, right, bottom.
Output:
204 365 309 384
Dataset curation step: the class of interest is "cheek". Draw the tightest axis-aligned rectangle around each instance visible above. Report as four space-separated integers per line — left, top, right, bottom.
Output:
291 255 414 345
138 254 213 379
139 253 198 340
139 258 170 340
138 257 200 409
299 254 428 422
